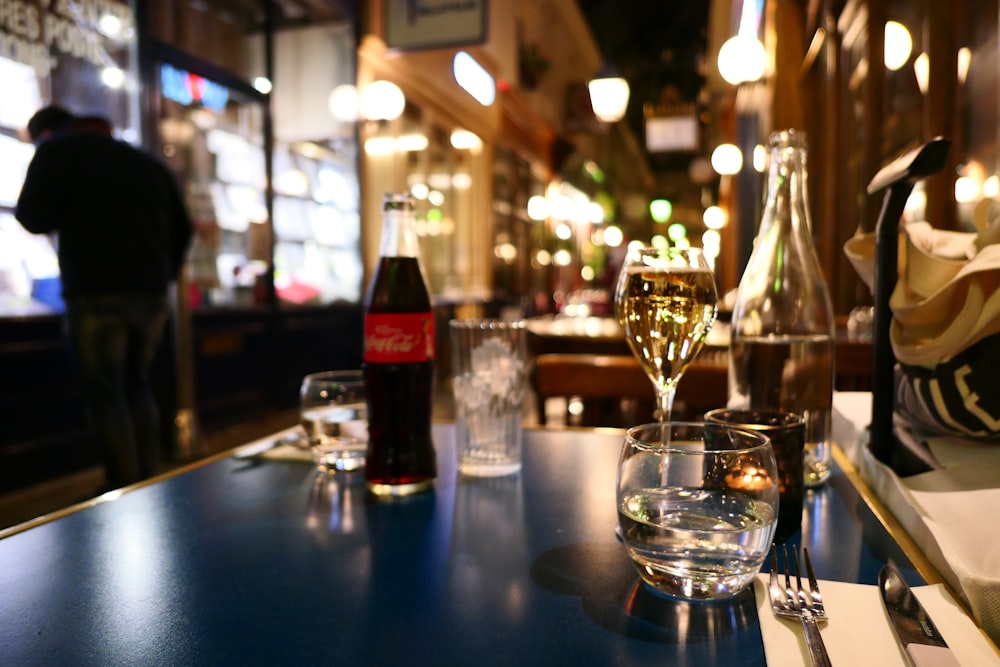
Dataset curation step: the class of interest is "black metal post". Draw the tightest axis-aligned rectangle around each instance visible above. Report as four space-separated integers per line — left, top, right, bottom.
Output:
865 137 950 468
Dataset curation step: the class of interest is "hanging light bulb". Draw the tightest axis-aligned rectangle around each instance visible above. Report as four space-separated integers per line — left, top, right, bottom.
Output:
328 84 358 122
711 143 744 175
884 21 913 71
587 64 630 122
359 80 406 121
718 0 766 85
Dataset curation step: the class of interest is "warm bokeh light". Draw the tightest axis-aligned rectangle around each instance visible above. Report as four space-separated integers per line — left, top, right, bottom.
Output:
703 205 727 229
603 225 624 248
958 47 971 84
101 66 125 89
984 175 1000 198
884 21 912 71
359 80 405 121
955 176 979 204
553 249 573 266
753 144 767 172
718 36 766 85
253 77 273 95
588 75 630 122
587 201 605 224
711 143 743 175
450 129 483 151
717 0 765 85
328 84 357 122
527 195 549 221
396 134 428 152
410 183 429 200
913 52 929 94
363 136 396 155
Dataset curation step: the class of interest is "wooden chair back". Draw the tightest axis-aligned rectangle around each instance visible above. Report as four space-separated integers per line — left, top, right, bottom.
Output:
530 353 729 427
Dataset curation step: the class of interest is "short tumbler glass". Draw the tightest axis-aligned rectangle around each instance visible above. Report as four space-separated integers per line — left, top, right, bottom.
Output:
704 408 805 544
300 370 368 473
616 421 778 601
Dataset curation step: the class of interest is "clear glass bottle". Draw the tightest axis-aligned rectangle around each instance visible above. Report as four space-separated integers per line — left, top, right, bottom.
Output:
362 193 436 496
729 129 835 487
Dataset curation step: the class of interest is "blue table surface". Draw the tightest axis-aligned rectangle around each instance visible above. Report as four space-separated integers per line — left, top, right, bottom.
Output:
0 424 922 666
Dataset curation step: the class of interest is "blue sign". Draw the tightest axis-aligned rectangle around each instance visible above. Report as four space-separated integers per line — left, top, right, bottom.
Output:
160 63 229 112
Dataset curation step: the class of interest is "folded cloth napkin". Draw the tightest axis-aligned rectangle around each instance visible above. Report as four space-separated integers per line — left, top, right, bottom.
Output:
754 575 1000 666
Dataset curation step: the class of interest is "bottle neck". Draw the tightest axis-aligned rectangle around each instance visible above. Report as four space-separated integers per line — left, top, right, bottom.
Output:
762 139 812 241
379 208 421 258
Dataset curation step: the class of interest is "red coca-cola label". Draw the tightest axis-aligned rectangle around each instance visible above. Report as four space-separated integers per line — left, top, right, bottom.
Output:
364 312 435 363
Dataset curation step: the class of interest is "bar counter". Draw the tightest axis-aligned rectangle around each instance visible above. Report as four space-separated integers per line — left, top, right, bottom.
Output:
0 416 939 665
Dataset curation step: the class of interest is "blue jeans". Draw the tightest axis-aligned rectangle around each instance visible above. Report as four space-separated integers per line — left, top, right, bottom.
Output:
65 294 170 488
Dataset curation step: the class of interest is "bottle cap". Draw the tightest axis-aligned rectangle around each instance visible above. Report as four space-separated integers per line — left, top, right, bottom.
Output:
383 192 415 212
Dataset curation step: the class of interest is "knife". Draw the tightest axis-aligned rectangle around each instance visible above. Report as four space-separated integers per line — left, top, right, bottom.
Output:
879 561 961 667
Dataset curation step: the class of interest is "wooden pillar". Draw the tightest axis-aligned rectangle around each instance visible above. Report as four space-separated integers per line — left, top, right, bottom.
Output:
924 0 960 230
768 0 807 132
863 0 885 235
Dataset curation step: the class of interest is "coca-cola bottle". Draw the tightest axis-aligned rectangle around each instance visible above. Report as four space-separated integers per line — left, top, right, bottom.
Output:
362 193 436 496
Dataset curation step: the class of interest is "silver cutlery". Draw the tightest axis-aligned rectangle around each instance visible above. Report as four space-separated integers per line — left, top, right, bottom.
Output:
769 544 832 667
879 561 961 667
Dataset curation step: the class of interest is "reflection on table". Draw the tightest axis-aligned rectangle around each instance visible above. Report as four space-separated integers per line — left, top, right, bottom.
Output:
0 405 938 666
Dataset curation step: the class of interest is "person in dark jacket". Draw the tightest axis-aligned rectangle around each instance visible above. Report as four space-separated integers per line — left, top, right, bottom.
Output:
16 104 193 489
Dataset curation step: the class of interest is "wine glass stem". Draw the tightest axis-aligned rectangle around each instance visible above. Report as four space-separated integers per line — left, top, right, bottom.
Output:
658 382 677 423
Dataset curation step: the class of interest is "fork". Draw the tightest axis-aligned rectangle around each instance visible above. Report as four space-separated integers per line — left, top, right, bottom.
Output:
769 545 832 667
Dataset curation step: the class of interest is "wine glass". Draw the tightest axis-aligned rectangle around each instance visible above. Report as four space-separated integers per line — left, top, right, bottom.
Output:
614 246 718 424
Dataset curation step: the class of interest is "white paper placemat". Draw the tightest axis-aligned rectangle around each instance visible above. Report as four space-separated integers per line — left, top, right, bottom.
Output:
754 575 1000 666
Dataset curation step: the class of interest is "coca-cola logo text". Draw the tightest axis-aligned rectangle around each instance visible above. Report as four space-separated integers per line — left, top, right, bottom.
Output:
366 325 418 354
363 312 434 363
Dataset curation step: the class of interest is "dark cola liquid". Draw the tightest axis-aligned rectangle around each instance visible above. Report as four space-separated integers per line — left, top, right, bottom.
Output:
363 256 436 495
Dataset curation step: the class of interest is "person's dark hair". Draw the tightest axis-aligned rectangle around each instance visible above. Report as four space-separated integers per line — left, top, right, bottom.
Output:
26 105 76 142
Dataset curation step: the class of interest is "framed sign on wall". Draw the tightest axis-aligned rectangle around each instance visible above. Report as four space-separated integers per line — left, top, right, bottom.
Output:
384 0 488 51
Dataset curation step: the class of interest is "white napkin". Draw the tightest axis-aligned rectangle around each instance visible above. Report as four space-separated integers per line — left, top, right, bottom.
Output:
233 427 313 462
754 575 1000 666
831 391 873 461
859 445 1000 647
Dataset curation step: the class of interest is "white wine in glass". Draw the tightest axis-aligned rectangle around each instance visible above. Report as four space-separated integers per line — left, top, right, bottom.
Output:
615 246 718 423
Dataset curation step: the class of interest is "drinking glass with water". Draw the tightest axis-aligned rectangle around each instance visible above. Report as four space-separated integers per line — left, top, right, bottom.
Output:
300 370 368 473
616 421 778 601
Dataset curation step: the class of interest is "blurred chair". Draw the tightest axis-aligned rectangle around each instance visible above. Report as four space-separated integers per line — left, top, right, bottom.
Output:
530 353 728 427
835 339 874 391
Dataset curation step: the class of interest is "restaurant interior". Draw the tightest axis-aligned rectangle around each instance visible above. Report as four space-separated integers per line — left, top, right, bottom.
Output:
1 0 1000 664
